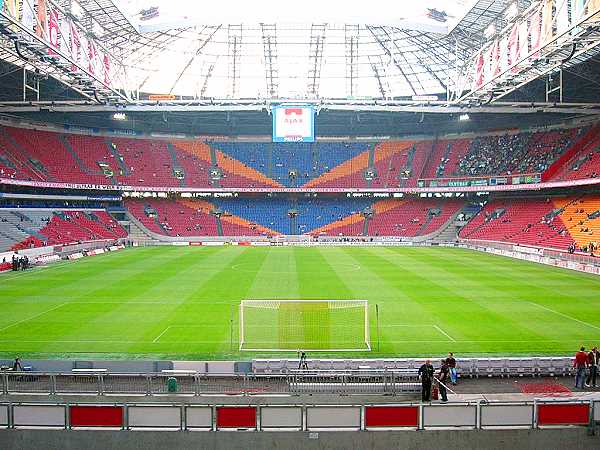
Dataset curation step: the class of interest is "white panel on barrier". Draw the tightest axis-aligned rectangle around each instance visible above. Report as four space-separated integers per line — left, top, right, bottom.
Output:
423 405 477 428
172 361 206 373
128 406 180 428
481 404 533 427
206 361 235 374
260 407 302 429
595 401 600 421
13 405 66 427
306 407 361 429
0 405 7 426
185 407 212 429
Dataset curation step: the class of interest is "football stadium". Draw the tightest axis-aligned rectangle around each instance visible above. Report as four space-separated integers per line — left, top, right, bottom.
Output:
1 0 600 448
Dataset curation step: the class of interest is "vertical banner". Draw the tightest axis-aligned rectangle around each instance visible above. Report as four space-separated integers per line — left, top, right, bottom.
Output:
103 53 111 86
47 7 59 54
88 39 97 75
555 0 571 35
589 0 600 14
585 0 600 24
541 0 554 45
80 32 89 73
473 51 484 89
36 0 48 40
483 44 493 84
70 20 81 72
4 0 17 19
517 19 529 61
95 48 104 81
4 0 18 33
489 39 500 77
59 13 70 53
508 23 519 72
572 0 586 21
499 36 509 73
21 0 36 41
529 8 542 55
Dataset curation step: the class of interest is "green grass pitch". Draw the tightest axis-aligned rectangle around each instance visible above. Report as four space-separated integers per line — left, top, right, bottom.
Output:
1 245 599 360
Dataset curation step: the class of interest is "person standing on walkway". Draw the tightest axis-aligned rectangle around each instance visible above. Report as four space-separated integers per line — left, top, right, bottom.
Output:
447 352 457 385
586 347 600 388
437 359 450 402
574 346 589 389
418 359 434 402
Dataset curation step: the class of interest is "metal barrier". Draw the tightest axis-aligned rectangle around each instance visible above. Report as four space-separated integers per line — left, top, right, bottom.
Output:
0 370 420 396
0 398 596 432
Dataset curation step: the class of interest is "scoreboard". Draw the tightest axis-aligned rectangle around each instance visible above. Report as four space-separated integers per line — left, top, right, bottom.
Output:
272 105 315 143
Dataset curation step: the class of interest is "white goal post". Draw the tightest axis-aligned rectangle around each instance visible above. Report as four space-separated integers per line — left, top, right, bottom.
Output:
239 299 370 352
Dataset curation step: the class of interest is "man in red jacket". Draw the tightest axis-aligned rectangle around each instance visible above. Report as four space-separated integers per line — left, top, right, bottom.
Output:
574 346 589 389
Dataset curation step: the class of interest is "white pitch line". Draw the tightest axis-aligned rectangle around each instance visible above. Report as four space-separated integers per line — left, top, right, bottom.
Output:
527 302 600 332
152 326 172 343
0 302 67 333
434 325 456 342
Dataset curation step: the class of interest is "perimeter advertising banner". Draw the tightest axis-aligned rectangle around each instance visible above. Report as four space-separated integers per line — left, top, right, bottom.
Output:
272 106 315 143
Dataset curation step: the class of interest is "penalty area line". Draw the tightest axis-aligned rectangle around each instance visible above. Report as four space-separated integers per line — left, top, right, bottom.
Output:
527 302 600 332
433 325 456 342
152 326 172 343
0 303 67 333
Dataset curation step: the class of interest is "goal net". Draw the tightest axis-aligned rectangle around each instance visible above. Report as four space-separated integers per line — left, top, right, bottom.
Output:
239 300 370 352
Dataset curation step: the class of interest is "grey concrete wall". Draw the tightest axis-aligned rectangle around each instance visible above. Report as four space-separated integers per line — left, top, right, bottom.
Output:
0 428 598 450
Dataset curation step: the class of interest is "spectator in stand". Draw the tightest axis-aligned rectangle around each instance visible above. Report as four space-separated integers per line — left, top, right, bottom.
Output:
447 352 457 385
418 359 435 402
587 347 600 388
574 346 589 389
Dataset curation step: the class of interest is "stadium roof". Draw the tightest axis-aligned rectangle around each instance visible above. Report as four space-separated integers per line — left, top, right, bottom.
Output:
51 0 524 99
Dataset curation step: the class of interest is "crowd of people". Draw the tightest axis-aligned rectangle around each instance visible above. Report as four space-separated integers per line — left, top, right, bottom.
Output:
455 130 576 178
9 253 30 271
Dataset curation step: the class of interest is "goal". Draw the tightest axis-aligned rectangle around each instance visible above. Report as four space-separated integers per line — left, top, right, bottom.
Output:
239 300 370 352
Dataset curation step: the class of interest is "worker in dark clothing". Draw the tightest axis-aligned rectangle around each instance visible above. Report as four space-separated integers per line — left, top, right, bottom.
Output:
418 359 434 402
437 359 450 402
12 357 23 371
586 347 600 388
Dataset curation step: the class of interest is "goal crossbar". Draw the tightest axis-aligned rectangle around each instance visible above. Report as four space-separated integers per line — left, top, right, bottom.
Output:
239 299 370 352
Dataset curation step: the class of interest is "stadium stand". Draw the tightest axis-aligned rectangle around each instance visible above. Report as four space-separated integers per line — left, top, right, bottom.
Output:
458 196 577 250
421 139 471 179
455 129 579 177
1 125 598 189
0 209 126 251
545 125 600 181
125 196 465 238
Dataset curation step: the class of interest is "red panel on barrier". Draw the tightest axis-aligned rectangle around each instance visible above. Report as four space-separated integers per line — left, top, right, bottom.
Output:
365 406 419 427
216 407 256 428
70 406 123 427
537 404 589 425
